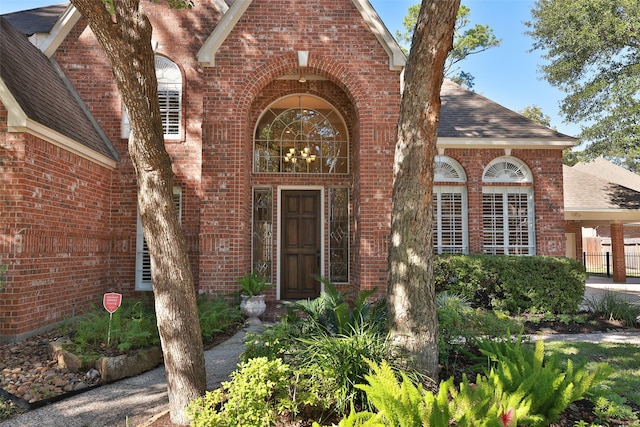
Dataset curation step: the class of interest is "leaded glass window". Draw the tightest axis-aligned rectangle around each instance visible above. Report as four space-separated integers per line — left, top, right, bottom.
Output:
252 187 273 280
329 187 349 283
254 95 349 174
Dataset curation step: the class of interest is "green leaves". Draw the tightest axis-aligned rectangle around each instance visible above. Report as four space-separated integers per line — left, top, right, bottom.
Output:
528 0 640 169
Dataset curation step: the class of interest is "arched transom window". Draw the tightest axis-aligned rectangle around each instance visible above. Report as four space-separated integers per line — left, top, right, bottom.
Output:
254 95 349 173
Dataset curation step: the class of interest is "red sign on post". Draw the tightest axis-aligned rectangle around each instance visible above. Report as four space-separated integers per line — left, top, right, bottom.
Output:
103 293 122 314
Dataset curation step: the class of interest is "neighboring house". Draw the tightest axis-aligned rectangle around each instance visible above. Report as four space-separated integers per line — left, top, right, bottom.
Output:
564 157 640 282
0 0 576 341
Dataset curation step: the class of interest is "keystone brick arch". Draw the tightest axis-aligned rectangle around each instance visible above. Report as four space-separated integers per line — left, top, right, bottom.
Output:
235 52 372 129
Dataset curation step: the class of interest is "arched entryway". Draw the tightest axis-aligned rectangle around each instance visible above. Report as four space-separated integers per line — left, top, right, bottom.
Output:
251 93 354 300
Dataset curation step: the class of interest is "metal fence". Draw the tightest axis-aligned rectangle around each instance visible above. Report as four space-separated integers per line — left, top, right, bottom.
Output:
583 252 640 278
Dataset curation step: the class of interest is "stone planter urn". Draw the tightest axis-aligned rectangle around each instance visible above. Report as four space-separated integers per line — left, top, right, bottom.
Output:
241 294 266 325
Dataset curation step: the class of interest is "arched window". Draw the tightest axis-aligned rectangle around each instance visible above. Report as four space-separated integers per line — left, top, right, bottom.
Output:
155 55 182 137
122 55 182 139
433 156 468 254
482 156 535 255
254 95 349 173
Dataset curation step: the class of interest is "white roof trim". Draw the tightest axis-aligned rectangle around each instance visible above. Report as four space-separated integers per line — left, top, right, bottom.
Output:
28 4 81 57
0 80 117 170
197 0 406 70
437 137 577 149
349 0 405 70
197 0 253 67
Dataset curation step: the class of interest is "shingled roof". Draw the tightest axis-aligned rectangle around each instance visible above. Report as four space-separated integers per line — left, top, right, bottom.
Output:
564 159 640 224
0 16 118 164
2 3 68 36
439 79 575 142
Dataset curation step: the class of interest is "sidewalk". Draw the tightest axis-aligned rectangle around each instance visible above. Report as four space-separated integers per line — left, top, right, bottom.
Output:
0 326 257 427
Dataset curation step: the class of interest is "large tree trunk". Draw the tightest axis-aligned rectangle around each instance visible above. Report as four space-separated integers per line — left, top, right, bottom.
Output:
387 0 460 379
70 0 205 424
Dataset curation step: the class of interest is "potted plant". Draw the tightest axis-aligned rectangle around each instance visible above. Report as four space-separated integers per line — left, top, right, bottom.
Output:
237 271 272 325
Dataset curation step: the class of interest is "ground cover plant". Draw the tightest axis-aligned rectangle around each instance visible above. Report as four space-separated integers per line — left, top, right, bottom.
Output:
188 276 639 427
0 294 243 423
62 294 243 357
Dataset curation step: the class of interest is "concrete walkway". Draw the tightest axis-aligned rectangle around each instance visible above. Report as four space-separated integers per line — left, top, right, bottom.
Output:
1 279 640 427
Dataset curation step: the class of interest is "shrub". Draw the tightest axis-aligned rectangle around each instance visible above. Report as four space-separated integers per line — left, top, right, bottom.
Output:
197 294 243 342
68 299 159 355
436 292 522 370
65 295 240 356
186 357 332 427
584 291 640 327
294 323 392 413
335 337 610 427
243 279 392 415
476 335 611 425
434 254 586 313
186 358 295 427
283 278 386 337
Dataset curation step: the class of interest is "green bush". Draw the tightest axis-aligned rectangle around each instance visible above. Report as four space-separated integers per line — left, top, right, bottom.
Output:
243 279 392 415
476 335 611 425
186 357 329 427
434 254 586 313
334 336 610 427
197 294 243 342
65 295 240 356
584 291 640 327
186 358 294 427
283 278 386 337
436 292 522 370
68 299 159 355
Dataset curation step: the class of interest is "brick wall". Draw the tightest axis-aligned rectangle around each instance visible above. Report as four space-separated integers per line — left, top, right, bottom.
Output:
0 110 113 339
196 0 402 296
444 148 566 257
1 0 571 339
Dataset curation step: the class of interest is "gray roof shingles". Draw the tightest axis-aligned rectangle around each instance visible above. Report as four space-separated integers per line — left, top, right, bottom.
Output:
439 79 575 140
564 162 640 211
0 16 118 162
2 3 68 36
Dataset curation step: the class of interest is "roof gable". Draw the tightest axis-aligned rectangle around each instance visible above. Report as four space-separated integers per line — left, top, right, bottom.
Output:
0 17 118 168
196 0 405 70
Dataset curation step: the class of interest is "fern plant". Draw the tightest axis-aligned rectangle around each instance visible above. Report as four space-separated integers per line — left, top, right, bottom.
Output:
476 334 611 425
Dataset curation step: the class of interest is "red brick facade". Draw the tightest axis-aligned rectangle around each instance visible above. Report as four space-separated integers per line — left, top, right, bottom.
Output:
0 0 569 340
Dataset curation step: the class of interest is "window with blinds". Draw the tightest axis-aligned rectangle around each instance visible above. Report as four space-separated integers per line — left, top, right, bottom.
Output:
433 156 468 254
481 156 535 255
482 187 535 255
433 187 468 254
122 55 182 139
135 187 182 291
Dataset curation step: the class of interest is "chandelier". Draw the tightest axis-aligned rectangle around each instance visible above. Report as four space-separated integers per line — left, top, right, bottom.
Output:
284 147 317 164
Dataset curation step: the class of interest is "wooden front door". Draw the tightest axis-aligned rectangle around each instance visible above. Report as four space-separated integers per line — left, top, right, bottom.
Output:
281 190 321 299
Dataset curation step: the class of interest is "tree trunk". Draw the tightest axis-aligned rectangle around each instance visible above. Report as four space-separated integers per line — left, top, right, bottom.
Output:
387 0 460 379
70 1 205 424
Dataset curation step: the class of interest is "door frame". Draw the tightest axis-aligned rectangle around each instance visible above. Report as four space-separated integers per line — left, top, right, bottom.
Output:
276 186 325 300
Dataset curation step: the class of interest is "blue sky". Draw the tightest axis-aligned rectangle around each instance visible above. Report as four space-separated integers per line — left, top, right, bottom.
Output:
0 0 580 137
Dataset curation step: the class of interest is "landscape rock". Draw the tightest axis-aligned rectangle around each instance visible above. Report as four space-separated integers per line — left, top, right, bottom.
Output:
100 347 163 383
